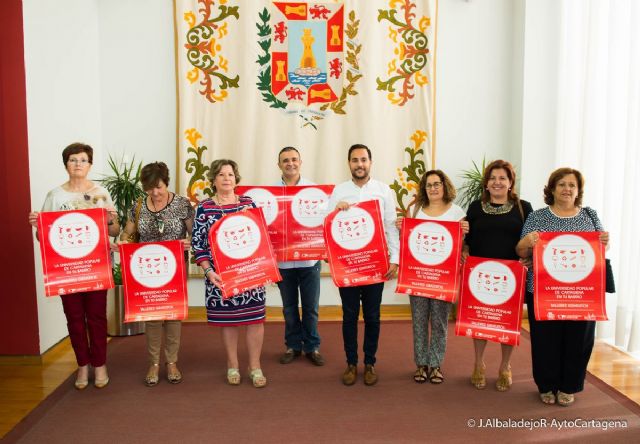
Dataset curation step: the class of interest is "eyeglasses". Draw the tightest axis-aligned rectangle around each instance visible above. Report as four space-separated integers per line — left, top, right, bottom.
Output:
426 182 443 190
68 159 90 165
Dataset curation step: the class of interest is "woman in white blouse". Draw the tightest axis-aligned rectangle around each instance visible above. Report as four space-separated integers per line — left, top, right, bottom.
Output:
396 170 469 384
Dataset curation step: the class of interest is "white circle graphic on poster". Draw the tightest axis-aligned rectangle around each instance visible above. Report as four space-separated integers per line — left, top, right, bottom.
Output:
469 260 516 306
130 244 177 288
243 188 278 225
408 222 453 266
291 187 329 228
542 234 595 283
216 215 261 259
330 207 375 251
49 212 100 259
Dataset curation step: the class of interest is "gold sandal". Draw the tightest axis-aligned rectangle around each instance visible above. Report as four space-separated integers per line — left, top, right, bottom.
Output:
540 391 556 405
248 368 267 388
413 366 428 383
471 364 486 390
227 368 241 386
166 362 182 384
496 367 512 392
557 391 575 407
145 363 160 387
429 367 444 384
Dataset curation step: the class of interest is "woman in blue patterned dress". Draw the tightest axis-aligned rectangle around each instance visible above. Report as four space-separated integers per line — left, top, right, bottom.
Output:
516 167 609 406
191 159 267 388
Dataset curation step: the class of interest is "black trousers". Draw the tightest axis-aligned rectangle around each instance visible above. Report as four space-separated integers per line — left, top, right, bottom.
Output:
525 292 595 394
339 283 384 365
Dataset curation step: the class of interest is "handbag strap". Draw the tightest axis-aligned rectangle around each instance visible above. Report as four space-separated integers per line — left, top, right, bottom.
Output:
583 207 600 231
516 198 524 222
133 197 143 232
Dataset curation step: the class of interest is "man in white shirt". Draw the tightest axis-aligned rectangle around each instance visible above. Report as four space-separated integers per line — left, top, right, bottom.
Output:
328 144 399 386
276 147 324 366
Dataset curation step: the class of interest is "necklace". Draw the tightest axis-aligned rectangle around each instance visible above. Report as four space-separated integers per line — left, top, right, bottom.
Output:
150 193 169 234
481 200 513 215
213 194 238 205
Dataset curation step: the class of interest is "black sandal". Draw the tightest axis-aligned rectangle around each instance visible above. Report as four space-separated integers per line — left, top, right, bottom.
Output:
413 366 428 383
429 367 444 384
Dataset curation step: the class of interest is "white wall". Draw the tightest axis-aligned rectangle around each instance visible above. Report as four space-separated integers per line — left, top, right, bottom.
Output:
435 0 521 181
24 0 104 353
97 0 177 177
518 0 560 209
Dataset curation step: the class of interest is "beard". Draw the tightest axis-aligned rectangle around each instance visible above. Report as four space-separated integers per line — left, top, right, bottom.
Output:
351 168 369 180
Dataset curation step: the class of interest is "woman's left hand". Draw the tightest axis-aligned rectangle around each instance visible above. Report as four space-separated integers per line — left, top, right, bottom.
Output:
182 239 191 251
28 211 39 228
105 206 118 223
384 263 398 280
599 231 609 248
460 220 470 235
519 257 533 269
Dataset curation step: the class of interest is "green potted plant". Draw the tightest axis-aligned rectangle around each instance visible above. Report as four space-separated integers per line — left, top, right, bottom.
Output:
100 154 146 336
101 154 146 229
457 157 486 210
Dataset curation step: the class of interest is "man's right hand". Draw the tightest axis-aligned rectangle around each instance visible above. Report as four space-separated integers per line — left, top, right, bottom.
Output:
335 201 351 211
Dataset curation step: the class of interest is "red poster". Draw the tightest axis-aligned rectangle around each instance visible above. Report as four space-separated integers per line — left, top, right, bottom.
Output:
282 185 334 261
37 208 114 296
119 240 188 322
236 185 334 261
235 186 286 259
208 207 282 299
533 231 606 321
396 219 463 302
455 256 526 346
324 200 390 287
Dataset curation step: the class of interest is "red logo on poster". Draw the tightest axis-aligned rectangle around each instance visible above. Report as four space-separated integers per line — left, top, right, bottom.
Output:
396 219 463 302
37 208 114 296
324 200 389 287
236 185 334 261
208 207 282 299
456 256 526 346
533 232 606 321
119 240 188 322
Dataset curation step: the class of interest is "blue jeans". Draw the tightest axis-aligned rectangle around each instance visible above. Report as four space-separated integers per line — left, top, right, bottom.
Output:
339 282 384 365
277 262 321 353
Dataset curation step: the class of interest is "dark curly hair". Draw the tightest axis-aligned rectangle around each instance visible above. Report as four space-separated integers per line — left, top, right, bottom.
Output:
415 170 457 209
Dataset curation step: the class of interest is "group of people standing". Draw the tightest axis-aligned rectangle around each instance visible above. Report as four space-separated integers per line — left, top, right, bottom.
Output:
28 142 609 408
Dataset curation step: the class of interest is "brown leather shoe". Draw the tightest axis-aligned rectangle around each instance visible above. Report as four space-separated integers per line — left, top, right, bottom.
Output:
364 364 378 386
306 350 325 366
279 348 301 364
342 364 357 386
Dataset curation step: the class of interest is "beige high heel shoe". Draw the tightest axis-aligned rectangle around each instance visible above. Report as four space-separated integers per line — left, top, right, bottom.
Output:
94 365 110 389
74 365 89 390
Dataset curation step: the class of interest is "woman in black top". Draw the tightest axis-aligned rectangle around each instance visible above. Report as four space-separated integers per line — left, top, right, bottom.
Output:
463 160 532 392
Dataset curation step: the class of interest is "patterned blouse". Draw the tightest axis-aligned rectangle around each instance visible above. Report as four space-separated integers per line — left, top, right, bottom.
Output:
191 195 256 269
520 206 604 293
129 194 194 243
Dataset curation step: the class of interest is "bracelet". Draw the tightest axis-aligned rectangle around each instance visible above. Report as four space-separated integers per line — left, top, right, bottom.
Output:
203 267 213 276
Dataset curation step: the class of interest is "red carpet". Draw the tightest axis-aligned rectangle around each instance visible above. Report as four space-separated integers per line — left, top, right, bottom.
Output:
5 321 640 443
